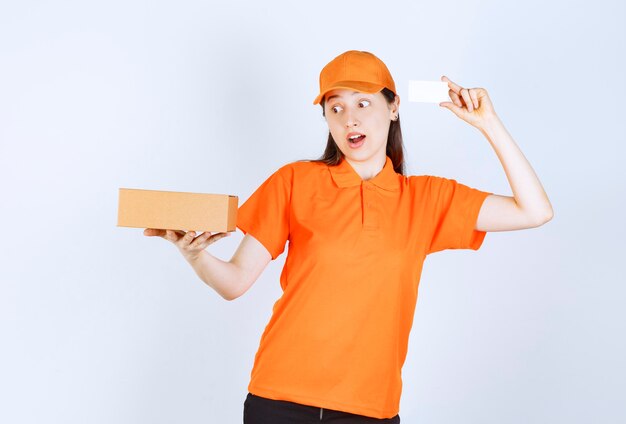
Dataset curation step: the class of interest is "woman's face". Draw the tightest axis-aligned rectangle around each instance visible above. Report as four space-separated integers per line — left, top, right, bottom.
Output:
323 88 399 165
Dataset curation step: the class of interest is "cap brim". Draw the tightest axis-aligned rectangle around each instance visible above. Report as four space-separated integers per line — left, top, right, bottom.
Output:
312 81 386 105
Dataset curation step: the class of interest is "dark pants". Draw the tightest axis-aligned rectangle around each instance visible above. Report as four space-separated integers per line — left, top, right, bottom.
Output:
243 392 401 423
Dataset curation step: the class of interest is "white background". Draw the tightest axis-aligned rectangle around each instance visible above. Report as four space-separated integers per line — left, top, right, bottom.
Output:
1 0 624 423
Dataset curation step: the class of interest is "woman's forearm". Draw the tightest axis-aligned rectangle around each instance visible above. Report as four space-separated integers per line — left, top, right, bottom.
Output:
479 116 554 222
184 250 242 301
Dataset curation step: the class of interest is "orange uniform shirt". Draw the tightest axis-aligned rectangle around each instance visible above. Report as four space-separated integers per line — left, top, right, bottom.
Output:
236 155 492 419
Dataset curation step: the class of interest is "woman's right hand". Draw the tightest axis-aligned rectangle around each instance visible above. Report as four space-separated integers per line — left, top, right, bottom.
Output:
143 228 231 261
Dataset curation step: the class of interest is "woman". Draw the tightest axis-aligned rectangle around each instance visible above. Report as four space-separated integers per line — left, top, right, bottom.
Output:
144 50 553 423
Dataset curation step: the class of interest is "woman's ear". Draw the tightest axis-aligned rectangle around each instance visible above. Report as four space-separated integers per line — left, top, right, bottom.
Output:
393 95 400 114
388 95 400 117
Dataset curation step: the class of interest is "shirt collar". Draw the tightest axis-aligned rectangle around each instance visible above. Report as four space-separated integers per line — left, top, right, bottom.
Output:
329 156 400 192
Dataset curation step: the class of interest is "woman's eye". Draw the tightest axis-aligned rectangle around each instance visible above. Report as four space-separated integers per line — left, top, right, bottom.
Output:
358 100 371 108
331 105 343 113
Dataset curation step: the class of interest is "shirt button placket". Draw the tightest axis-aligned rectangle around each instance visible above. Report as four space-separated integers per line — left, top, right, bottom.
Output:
363 182 378 230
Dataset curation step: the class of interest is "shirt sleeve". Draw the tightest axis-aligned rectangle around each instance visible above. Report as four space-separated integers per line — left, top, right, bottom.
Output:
236 165 291 260
426 176 492 255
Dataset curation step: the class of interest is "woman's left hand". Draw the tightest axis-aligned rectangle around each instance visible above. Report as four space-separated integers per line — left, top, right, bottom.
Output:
439 75 498 130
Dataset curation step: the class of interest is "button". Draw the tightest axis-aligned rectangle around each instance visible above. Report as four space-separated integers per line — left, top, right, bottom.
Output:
366 184 375 190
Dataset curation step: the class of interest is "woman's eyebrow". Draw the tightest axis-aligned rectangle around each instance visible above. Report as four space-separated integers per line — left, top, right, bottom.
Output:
326 91 361 102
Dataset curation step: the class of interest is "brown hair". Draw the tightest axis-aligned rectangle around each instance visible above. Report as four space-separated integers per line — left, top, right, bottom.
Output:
309 87 406 175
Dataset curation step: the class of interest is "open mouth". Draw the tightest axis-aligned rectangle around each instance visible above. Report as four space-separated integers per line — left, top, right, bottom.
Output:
347 133 366 145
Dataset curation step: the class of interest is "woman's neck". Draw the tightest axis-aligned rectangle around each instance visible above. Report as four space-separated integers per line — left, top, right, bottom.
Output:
345 153 387 181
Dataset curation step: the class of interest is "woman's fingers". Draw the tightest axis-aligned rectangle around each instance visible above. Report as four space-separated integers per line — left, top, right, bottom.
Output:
164 229 186 242
185 231 231 249
441 75 462 94
449 90 463 108
192 232 229 248
208 232 231 244
144 228 164 237
190 231 212 248
442 75 478 112
442 75 462 106
163 230 175 242
460 88 473 112
469 89 479 109
145 228 230 253
182 230 197 246
144 228 183 239
186 231 207 248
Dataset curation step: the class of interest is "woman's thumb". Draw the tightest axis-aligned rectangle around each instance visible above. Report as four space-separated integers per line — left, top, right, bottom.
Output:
439 101 463 116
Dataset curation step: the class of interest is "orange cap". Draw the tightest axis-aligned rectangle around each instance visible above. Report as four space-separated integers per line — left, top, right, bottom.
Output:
313 50 396 105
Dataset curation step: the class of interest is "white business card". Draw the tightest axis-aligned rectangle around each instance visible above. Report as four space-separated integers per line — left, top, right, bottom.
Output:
408 80 450 103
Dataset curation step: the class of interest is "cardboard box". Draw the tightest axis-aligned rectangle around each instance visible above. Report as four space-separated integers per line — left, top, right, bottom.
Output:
117 188 238 232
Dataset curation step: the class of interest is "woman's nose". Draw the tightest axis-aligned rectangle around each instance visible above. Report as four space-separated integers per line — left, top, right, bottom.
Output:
344 110 359 127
